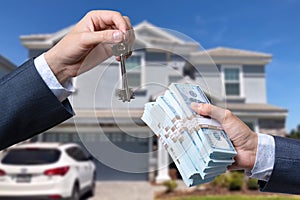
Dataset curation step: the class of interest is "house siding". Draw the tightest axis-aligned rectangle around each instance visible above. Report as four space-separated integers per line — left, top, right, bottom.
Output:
194 64 224 102
259 118 286 137
243 65 267 103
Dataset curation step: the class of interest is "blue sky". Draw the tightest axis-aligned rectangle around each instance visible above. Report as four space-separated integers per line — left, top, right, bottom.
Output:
0 0 299 132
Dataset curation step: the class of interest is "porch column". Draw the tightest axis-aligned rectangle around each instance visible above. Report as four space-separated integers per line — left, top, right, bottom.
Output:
155 138 171 183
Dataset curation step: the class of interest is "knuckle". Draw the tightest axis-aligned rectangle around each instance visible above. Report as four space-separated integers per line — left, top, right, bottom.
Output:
225 109 233 118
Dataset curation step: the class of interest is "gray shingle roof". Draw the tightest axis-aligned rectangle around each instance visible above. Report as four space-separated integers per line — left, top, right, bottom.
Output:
193 47 272 58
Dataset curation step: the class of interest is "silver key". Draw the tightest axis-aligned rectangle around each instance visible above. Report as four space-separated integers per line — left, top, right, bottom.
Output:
112 42 135 102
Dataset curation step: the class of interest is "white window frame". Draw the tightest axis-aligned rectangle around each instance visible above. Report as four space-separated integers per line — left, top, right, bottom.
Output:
221 65 244 98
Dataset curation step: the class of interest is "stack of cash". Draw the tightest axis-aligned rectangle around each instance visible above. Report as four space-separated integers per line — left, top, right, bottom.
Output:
141 83 237 187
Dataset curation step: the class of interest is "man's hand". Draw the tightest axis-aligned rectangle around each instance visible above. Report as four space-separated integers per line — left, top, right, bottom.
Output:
191 103 258 171
45 10 133 84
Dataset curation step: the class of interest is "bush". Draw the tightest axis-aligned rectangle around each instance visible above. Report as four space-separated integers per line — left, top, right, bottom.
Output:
247 178 259 190
162 180 178 193
227 171 244 191
212 174 229 188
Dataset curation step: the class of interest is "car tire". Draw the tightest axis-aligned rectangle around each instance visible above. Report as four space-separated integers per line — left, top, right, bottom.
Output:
70 184 80 200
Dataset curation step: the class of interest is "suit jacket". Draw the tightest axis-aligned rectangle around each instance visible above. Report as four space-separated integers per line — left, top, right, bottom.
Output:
0 58 74 150
259 136 300 194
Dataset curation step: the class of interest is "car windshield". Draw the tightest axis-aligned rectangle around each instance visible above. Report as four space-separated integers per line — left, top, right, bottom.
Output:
1 148 61 165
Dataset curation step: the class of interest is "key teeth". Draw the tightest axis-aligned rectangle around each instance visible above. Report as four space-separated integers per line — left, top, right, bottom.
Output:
115 89 135 102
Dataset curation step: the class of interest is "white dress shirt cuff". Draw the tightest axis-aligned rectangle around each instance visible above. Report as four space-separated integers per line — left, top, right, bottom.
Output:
246 133 275 181
34 53 74 102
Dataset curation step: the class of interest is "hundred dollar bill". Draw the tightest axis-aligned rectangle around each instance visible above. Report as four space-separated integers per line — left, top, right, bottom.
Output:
156 96 208 167
156 95 233 166
168 83 219 126
168 83 236 158
142 104 193 185
149 104 215 182
142 103 220 186
143 103 204 184
154 98 227 179
141 83 237 187
164 90 234 168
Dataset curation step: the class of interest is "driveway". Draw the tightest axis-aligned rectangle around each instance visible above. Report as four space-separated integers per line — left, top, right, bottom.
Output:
89 181 154 200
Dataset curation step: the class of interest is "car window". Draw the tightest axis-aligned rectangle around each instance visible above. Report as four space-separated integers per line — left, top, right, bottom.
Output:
66 147 89 162
1 148 61 165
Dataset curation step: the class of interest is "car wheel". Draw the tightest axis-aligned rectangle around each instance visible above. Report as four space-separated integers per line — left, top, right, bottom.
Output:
70 184 80 200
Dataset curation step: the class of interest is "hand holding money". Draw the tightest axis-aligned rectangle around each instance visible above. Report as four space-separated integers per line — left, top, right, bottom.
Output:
191 103 258 171
142 83 237 187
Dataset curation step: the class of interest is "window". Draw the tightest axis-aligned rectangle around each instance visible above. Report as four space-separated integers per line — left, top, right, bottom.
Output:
224 67 241 96
126 55 142 70
66 147 89 162
2 149 61 165
124 53 145 88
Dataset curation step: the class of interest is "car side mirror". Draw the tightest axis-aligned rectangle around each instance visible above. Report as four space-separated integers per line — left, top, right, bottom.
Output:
87 155 94 161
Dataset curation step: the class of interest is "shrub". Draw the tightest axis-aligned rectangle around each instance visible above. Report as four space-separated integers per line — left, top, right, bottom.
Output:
162 180 178 193
247 178 259 190
212 174 229 188
227 171 244 191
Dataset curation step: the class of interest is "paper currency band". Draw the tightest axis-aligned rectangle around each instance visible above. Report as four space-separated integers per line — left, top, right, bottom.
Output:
171 116 181 123
195 124 222 131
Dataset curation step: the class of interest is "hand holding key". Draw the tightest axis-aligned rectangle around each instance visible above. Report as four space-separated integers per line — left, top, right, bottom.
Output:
112 31 135 102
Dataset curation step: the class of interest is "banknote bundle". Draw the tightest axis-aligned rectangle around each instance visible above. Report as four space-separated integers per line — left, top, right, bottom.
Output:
141 83 237 187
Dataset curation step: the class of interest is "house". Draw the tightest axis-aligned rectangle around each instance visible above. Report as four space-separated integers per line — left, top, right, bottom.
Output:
0 54 16 78
20 21 287 182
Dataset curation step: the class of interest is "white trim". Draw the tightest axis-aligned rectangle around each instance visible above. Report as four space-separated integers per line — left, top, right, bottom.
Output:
221 65 244 98
134 21 185 44
155 138 171 183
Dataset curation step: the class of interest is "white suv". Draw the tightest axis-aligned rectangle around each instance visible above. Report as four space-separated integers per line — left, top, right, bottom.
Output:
0 142 96 200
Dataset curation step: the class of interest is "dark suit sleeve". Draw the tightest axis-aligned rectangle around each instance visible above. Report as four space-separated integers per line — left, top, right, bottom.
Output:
0 58 74 150
258 136 300 194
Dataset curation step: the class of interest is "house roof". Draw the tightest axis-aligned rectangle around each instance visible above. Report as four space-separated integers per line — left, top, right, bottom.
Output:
20 21 273 64
20 21 200 54
20 25 74 49
190 47 272 65
196 47 272 58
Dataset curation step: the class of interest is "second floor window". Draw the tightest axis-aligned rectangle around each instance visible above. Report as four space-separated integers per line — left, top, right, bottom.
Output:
127 55 142 71
224 68 240 96
125 53 144 88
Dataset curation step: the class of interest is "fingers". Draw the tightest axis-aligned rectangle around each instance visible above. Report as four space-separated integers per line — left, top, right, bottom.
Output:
77 30 124 48
86 10 131 33
190 103 228 124
123 16 133 30
75 10 135 48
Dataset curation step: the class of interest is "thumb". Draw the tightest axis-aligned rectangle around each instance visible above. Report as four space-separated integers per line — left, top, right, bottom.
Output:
190 102 227 123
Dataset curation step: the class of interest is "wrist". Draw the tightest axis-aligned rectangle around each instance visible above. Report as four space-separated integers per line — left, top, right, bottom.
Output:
246 131 258 170
45 50 73 84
